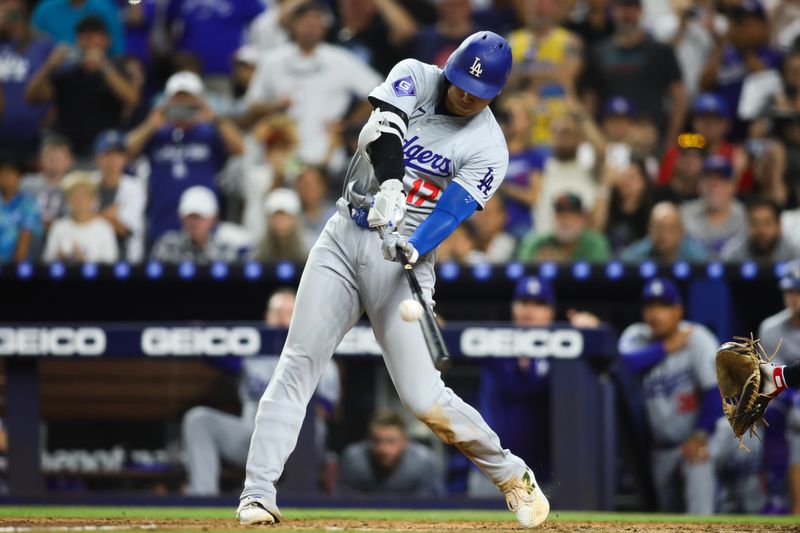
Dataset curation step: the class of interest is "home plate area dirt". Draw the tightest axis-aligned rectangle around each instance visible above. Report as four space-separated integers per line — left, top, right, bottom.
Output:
0 517 798 533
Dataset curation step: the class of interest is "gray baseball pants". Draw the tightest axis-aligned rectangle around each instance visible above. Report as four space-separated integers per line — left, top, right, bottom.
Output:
240 204 527 512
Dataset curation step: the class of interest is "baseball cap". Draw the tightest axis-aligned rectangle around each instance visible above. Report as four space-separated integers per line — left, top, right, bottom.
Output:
732 0 767 20
93 129 126 154
179 186 218 218
165 71 204 98
692 93 729 117
513 276 555 306
779 261 800 292
553 192 583 213
233 45 259 66
641 277 682 305
702 155 733 179
264 188 301 216
604 96 637 119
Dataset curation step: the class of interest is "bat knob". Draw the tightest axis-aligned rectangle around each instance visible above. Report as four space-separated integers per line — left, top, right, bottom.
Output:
404 264 412 270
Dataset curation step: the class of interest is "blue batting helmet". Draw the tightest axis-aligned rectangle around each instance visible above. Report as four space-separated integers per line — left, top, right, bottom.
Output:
443 31 512 100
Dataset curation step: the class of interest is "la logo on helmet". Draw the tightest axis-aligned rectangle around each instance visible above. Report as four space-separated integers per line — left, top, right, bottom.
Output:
469 57 483 78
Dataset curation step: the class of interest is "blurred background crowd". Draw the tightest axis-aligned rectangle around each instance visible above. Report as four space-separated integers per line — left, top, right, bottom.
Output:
2 0 800 268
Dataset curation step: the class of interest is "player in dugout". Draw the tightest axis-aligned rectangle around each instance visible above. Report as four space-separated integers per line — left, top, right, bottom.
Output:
474 275 599 494
620 277 763 514
236 31 550 528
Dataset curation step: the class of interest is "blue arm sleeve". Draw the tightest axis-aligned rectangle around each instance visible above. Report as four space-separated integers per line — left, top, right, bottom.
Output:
620 343 667 374
696 388 723 434
408 181 479 257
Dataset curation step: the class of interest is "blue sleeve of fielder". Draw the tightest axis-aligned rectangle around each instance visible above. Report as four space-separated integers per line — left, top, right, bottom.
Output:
696 388 723 434
408 182 478 257
620 342 667 374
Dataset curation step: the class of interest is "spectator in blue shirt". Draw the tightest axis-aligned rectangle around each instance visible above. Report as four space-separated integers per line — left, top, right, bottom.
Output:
496 95 544 240
167 0 263 76
699 0 781 139
31 0 125 56
0 0 54 162
0 157 41 263
126 71 244 247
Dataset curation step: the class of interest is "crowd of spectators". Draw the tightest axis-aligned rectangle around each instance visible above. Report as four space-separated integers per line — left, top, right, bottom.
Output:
2 0 800 266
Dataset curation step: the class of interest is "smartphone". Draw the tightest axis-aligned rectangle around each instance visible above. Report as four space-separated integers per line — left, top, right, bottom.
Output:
165 103 199 122
606 143 631 170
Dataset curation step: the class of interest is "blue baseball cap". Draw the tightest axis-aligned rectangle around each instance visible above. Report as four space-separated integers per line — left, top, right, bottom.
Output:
733 0 766 20
779 261 800 292
692 93 729 117
94 129 126 154
513 276 555 306
444 31 512 100
702 154 733 179
641 278 682 305
603 96 637 119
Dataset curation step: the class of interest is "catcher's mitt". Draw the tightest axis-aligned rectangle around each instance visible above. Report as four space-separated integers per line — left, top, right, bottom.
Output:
716 336 786 447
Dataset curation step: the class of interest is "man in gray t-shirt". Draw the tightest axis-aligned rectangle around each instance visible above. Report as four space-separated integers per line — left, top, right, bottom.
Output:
339 410 443 496
721 198 800 263
680 155 745 255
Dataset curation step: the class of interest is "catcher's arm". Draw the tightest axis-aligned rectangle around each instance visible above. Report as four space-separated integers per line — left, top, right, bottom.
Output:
783 361 800 389
716 337 793 444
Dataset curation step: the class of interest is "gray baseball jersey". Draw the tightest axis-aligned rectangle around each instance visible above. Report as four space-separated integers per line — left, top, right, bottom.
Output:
619 322 719 446
240 58 528 516
344 59 508 235
758 309 800 366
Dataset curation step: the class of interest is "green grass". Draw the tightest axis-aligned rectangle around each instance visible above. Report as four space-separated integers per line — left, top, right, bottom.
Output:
0 506 796 525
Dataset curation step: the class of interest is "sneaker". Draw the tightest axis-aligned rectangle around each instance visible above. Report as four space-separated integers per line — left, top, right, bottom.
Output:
504 469 549 528
236 496 279 526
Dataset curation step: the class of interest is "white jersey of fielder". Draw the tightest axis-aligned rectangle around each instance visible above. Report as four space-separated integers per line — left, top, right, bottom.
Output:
619 321 719 447
343 59 509 235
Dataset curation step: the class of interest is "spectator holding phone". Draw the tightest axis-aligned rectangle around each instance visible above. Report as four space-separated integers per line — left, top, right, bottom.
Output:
592 154 654 253
24 16 138 160
126 71 244 248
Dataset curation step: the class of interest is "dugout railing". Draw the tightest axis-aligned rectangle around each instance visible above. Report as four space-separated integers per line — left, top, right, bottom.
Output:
0 323 617 511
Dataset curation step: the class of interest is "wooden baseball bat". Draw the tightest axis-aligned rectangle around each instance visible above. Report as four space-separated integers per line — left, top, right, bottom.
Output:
397 251 450 370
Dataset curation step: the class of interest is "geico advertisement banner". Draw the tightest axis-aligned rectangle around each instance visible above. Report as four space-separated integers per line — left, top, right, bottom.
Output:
0 324 613 359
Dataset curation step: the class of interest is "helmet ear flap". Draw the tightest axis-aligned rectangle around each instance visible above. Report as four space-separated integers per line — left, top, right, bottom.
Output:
443 31 512 100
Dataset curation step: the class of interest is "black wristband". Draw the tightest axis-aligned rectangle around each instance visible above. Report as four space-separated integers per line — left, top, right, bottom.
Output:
784 361 800 389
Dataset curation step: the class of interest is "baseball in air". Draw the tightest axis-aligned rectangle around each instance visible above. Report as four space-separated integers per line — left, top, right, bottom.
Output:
399 299 423 322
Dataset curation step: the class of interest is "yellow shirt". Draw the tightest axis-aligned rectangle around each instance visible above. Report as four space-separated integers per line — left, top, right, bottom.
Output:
508 27 574 145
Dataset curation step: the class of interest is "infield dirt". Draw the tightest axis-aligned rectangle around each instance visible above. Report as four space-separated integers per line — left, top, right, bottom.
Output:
0 517 798 533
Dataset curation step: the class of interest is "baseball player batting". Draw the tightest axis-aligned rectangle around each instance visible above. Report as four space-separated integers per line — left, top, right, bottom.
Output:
236 32 549 528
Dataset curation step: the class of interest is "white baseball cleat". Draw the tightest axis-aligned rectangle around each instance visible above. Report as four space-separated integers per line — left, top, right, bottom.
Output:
504 469 549 528
236 496 279 526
